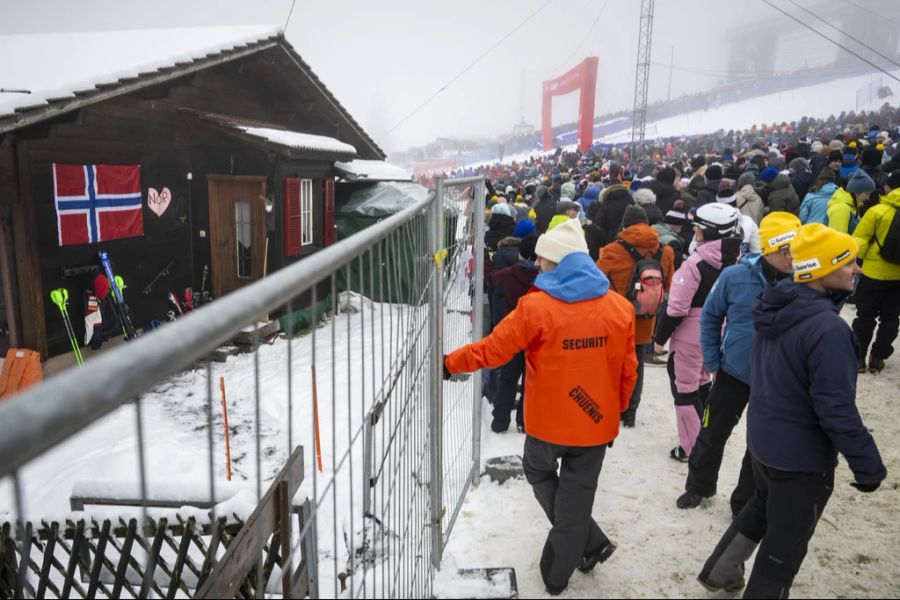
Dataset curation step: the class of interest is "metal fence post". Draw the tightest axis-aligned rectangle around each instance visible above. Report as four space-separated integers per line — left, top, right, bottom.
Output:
428 180 445 569
470 179 486 487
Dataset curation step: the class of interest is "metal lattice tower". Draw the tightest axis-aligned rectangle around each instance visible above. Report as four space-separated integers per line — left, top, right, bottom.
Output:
631 0 655 159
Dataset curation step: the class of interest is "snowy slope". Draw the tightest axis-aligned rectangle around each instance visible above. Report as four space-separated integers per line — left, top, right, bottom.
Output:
598 69 900 144
437 305 900 598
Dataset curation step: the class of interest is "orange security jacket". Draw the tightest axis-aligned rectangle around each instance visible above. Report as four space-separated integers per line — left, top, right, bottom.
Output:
445 284 638 447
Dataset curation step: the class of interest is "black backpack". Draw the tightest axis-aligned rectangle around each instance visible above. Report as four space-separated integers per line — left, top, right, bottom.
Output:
875 206 900 265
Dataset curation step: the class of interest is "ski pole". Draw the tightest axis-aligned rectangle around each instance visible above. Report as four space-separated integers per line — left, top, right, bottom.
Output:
50 288 83 366
219 377 233 481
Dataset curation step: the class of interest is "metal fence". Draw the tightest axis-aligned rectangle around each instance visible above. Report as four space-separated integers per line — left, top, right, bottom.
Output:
0 176 486 599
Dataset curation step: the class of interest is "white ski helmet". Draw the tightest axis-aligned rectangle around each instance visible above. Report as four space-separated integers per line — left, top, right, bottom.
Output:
693 203 740 240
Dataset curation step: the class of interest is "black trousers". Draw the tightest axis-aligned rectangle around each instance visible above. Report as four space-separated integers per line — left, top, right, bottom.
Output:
718 459 834 598
492 351 525 431
621 343 646 422
522 436 611 591
852 275 900 361
685 369 756 514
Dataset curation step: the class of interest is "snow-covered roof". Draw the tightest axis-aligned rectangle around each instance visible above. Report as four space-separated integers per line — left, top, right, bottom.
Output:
0 25 279 119
240 126 357 157
335 159 412 181
0 27 386 158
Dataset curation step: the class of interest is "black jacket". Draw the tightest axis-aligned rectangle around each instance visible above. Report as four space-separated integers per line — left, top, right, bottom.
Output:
696 179 720 206
594 185 634 247
790 168 813 201
647 181 679 216
533 186 556 234
484 214 516 252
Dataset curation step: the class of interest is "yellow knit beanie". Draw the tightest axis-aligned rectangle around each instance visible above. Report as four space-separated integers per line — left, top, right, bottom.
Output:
791 223 858 282
759 212 802 255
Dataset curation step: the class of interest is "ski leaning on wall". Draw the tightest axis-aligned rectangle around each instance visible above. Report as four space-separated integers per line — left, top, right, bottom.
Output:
98 251 139 340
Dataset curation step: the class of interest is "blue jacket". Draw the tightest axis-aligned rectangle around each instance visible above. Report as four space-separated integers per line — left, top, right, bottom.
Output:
748 280 886 479
798 182 837 225
701 254 767 384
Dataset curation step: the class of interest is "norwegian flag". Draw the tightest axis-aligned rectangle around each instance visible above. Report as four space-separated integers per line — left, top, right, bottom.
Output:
53 163 144 246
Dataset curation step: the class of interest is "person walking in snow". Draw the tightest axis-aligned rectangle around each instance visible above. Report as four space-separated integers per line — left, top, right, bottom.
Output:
444 218 637 596
698 224 887 598
485 234 540 432
654 204 742 462
676 212 800 514
851 169 900 374
597 205 675 428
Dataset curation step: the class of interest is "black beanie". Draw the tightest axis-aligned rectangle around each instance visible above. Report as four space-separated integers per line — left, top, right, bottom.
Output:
828 149 843 163
621 205 649 229
861 147 883 168
887 170 900 190
519 234 538 261
706 164 723 181
691 155 706 170
657 167 677 185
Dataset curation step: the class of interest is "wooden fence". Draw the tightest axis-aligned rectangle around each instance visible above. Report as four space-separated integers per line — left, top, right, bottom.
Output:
0 447 308 599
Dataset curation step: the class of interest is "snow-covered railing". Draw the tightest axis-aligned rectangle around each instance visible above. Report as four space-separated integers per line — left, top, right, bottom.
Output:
0 176 487 599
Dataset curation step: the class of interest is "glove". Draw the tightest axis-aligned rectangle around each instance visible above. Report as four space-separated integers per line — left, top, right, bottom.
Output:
442 355 470 382
850 480 881 493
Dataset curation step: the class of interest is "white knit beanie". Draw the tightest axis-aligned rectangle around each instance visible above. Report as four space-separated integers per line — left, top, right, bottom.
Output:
634 188 656 207
535 217 588 264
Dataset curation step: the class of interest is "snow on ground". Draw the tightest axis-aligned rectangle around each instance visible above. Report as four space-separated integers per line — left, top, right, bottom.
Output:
0 297 416 597
3 291 898 598
438 305 900 598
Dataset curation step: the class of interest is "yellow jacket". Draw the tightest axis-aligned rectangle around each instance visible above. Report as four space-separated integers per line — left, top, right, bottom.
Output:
853 188 900 281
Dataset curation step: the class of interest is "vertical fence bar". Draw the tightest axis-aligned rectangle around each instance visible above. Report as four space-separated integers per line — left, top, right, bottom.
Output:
470 180 486 485
428 180 445 569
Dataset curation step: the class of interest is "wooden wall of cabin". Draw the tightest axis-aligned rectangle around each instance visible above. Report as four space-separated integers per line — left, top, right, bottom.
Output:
12 56 355 358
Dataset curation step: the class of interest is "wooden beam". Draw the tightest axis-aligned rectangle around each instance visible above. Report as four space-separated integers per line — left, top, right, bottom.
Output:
195 446 304 599
12 140 47 358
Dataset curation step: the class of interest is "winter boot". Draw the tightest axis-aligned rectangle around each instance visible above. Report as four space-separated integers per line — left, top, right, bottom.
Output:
676 491 704 509
576 540 617 573
858 354 868 374
698 530 758 593
670 446 689 462
869 357 885 374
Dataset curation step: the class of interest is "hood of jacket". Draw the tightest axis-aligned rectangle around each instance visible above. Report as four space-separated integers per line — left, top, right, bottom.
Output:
534 252 610 303
882 187 900 209
753 278 839 340
488 213 516 231
600 184 632 205
498 236 522 248
769 173 792 191
617 223 661 254
810 182 838 198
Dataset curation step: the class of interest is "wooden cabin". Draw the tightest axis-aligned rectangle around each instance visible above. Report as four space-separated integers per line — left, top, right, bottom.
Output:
0 29 385 358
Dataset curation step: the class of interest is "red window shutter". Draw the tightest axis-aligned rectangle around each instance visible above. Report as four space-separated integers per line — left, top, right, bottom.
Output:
284 177 302 256
324 176 335 246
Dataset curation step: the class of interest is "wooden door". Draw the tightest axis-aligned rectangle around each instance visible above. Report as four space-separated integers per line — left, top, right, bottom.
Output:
207 175 267 300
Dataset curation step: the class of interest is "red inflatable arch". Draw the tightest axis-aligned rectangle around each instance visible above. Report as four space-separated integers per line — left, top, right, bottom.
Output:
542 57 599 152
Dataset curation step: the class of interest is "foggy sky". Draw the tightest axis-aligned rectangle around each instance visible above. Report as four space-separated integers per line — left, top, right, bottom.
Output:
3 1 895 152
